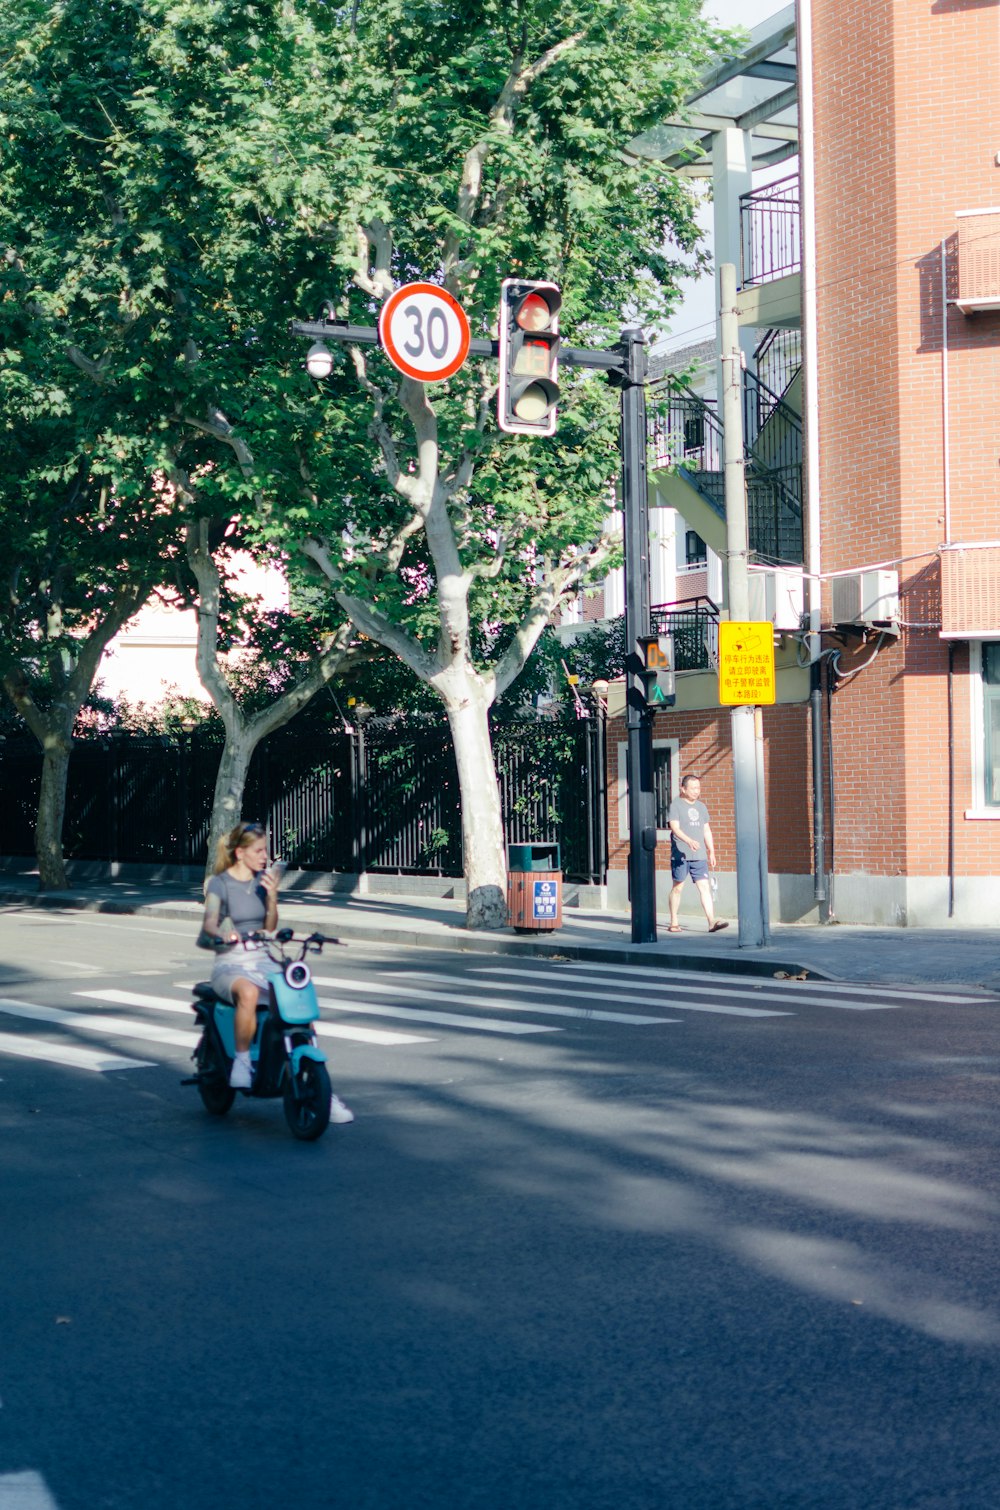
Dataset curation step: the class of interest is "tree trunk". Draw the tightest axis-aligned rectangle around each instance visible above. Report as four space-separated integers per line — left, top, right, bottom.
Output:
444 685 508 929
202 733 255 885
35 736 72 891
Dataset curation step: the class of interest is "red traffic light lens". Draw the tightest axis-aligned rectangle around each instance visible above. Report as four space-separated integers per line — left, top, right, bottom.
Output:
515 292 553 332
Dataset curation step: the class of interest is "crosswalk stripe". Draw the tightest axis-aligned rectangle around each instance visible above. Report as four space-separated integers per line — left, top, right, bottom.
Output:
395 970 787 1020
0 996 196 1048
315 1022 433 1046
79 989 431 1047
0 1029 153 1073
321 976 679 1027
310 979 561 1034
471 965 900 1012
478 960 983 1005
78 988 195 1014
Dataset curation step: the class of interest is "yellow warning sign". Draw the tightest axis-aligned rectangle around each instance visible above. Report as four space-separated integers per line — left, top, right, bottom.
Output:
718 621 776 706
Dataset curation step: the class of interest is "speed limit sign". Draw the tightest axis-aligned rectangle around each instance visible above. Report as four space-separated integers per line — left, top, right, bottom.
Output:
378 282 471 383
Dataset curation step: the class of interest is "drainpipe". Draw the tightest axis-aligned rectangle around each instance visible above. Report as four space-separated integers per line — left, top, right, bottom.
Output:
797 0 826 912
941 239 951 545
811 659 826 904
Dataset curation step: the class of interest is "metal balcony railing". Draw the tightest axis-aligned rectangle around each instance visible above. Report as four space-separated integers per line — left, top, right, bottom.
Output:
648 379 804 566
650 596 720 672
740 174 800 287
649 389 726 512
754 327 801 403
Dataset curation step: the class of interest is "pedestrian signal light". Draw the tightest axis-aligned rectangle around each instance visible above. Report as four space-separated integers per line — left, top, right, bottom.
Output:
638 634 675 708
497 278 561 436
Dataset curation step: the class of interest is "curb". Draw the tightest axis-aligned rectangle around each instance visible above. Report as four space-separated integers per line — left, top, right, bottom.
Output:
0 886 834 982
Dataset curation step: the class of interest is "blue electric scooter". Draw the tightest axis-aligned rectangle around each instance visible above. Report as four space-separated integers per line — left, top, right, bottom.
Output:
182 929 340 1141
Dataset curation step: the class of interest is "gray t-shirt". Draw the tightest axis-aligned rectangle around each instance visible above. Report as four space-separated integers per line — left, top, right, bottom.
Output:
205 871 267 939
668 797 710 859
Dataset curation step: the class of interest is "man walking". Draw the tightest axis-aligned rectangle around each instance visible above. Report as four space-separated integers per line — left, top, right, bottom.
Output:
667 773 728 934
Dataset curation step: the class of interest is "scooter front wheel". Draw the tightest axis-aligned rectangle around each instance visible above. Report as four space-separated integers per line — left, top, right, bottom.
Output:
197 1034 236 1117
283 1059 332 1141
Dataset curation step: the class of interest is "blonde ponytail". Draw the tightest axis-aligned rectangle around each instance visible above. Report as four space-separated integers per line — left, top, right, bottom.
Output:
212 821 266 875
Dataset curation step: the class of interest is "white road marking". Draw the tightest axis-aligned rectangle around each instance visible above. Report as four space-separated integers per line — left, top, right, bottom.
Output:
481 960 984 1005
77 988 195 1014
48 959 101 973
311 981 561 1035
34 915 198 939
472 966 899 1012
315 1022 432 1046
0 1031 153 1073
396 969 786 1020
0 1469 64 1508
311 978 664 1026
77 989 430 1047
0 997 196 1048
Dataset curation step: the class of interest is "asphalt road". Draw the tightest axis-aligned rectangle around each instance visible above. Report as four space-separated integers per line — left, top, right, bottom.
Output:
2 907 1000 1510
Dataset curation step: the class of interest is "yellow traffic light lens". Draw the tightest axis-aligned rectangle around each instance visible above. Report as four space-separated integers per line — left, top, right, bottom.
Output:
516 292 552 332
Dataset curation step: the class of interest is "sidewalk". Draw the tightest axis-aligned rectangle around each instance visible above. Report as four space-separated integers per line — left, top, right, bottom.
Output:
3 875 1000 991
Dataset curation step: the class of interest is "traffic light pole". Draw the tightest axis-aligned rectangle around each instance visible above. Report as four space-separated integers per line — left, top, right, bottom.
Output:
290 309 658 945
620 327 658 945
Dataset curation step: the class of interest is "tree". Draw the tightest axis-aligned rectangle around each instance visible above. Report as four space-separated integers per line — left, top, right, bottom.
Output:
182 514 353 879
266 0 726 925
0 0 353 879
0 0 726 915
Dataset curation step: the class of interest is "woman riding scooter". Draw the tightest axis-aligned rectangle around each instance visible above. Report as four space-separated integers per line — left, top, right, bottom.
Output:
200 821 354 1121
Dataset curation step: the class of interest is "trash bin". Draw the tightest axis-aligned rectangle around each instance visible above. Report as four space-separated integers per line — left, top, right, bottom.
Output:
507 842 562 933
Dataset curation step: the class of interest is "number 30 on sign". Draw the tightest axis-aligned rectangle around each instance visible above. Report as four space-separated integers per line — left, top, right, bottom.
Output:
378 282 471 383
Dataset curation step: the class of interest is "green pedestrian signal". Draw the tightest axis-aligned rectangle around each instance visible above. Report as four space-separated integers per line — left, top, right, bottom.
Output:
638 633 675 708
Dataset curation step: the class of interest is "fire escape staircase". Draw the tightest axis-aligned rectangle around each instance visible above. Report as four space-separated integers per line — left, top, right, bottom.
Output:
649 367 804 568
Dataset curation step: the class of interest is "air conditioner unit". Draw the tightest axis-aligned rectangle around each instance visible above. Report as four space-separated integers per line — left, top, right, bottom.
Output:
831 569 899 627
747 567 805 631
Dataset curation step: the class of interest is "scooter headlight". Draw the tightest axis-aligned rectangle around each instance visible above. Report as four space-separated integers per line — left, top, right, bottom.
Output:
284 961 312 990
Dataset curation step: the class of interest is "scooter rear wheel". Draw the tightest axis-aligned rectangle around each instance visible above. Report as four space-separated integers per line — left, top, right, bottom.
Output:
197 1035 236 1116
283 1059 332 1141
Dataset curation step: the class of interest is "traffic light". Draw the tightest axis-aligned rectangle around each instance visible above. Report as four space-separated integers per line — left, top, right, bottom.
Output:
638 634 675 708
497 278 561 436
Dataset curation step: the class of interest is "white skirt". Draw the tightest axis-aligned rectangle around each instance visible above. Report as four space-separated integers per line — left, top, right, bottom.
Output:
210 944 282 1003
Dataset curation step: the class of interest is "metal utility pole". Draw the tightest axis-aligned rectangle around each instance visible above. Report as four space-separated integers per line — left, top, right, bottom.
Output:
620 327 657 944
720 264 768 947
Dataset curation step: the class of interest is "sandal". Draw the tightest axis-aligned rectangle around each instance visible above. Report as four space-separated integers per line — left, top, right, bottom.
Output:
709 921 729 933
667 925 683 933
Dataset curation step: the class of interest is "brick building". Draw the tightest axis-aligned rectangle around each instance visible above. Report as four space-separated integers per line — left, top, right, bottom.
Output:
606 0 1000 925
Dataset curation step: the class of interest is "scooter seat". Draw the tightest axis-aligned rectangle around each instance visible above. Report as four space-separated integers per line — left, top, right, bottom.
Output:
193 982 218 1002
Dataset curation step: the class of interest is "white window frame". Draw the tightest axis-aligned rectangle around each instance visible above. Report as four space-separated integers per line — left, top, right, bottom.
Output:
965 640 1000 818
616 737 680 840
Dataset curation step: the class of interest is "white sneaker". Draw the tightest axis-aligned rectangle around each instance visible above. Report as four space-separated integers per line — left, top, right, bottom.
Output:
329 1094 355 1125
229 1056 253 1089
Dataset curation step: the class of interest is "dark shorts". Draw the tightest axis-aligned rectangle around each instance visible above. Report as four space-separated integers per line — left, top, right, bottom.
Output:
671 848 709 884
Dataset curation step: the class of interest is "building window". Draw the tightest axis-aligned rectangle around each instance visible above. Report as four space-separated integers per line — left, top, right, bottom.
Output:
685 529 707 566
653 747 674 829
616 738 678 840
683 414 705 454
984 644 1000 805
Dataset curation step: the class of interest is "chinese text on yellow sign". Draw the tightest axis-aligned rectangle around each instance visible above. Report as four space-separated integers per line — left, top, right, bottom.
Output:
718 622 776 706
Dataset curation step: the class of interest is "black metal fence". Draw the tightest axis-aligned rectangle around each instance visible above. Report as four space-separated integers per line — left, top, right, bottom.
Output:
0 715 608 886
